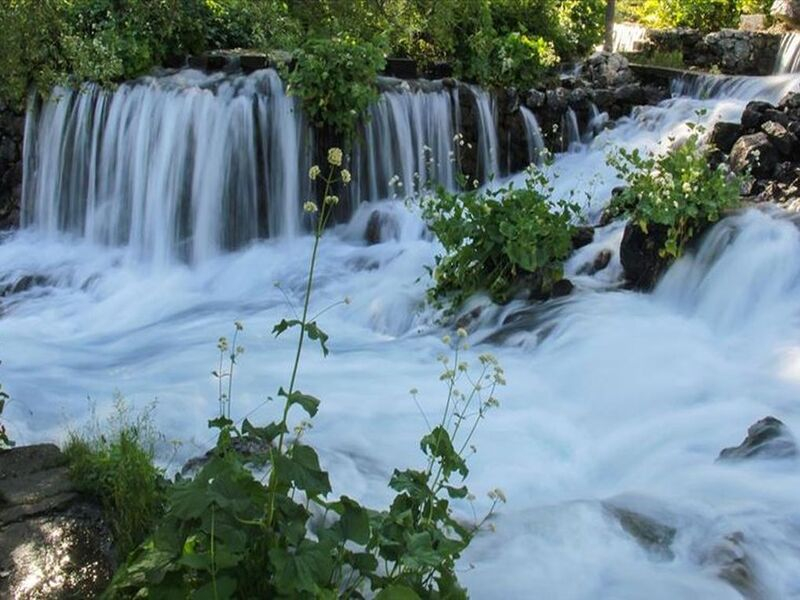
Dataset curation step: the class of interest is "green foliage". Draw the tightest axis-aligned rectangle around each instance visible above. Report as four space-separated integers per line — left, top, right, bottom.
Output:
0 381 13 449
557 0 606 57
422 169 579 306
635 0 741 30
107 156 504 598
284 36 386 140
491 32 559 90
64 397 166 557
607 127 743 258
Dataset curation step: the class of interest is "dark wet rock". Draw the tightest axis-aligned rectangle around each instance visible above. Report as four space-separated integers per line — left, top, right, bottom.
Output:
709 121 742 154
545 88 569 113
551 278 574 298
619 221 671 290
729 132 779 179
700 532 762 599
582 52 634 88
524 89 546 110
455 305 484 331
740 101 775 132
384 58 418 79
571 226 595 249
605 505 676 560
365 210 401 245
240 53 267 72
181 436 271 476
590 249 612 275
613 83 646 106
717 416 798 461
0 274 52 297
0 444 115 599
761 120 798 157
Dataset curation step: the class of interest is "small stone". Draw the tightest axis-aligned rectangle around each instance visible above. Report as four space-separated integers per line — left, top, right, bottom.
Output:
717 416 798 461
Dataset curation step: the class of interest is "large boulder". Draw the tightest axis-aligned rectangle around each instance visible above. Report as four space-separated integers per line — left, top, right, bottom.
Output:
729 132 780 179
772 0 800 25
708 121 742 154
582 52 635 88
0 444 115 599
761 120 799 157
717 416 798 461
619 221 671 290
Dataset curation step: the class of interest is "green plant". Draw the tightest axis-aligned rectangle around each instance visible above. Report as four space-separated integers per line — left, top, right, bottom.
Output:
491 32 559 90
636 0 740 30
607 126 743 258
422 168 579 307
106 152 503 598
64 396 166 557
284 36 386 140
627 49 685 69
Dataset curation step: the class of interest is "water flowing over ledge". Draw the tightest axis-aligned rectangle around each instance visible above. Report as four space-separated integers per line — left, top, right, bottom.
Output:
21 70 539 264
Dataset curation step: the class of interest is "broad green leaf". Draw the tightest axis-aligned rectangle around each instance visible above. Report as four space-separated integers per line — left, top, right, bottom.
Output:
375 585 422 600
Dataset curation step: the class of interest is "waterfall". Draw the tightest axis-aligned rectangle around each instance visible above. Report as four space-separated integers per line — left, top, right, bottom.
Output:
352 82 458 205
469 85 501 179
671 72 800 104
563 108 582 152
583 102 607 143
775 33 800 74
21 71 522 263
520 106 545 165
612 23 648 53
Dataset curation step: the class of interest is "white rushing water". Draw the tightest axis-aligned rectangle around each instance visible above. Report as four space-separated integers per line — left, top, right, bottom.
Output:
612 23 649 53
776 32 800 74
3 71 800 598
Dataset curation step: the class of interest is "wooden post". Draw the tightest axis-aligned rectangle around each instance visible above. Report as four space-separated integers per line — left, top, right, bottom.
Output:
604 0 616 52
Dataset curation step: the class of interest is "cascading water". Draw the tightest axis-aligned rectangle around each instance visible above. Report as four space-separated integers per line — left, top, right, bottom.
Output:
520 106 545 165
775 32 800 74
3 66 800 598
21 70 512 263
612 23 648 53
583 102 607 143
563 107 582 152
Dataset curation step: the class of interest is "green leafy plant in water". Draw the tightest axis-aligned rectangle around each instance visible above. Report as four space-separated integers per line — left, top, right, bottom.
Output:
421 167 579 308
107 150 503 598
64 396 167 558
607 123 743 258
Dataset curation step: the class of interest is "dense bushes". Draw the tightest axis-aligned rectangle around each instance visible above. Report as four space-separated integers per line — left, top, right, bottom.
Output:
631 0 769 31
490 32 560 90
422 170 579 306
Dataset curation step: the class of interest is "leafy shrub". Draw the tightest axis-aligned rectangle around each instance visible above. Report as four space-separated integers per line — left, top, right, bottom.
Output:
557 0 606 57
491 32 559 90
607 127 743 258
422 170 579 306
202 0 300 50
284 36 386 140
107 153 504 598
636 0 741 30
64 398 166 557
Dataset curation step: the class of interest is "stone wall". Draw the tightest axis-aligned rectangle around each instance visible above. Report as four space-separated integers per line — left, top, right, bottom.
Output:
0 101 24 230
635 28 781 75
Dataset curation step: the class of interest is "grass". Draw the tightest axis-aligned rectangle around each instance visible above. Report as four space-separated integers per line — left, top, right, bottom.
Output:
63 397 166 557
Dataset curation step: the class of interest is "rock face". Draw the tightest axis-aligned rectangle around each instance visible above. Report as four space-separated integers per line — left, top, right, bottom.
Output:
619 221 671 290
0 444 115 599
709 121 742 154
0 102 24 230
632 29 781 76
772 0 800 25
729 132 779 179
717 416 798 461
582 52 635 88
605 504 677 560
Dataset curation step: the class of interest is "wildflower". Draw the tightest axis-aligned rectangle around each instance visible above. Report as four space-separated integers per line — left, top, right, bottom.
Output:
409 387 418 395
234 321 243 331
457 327 468 338
341 169 351 184
308 165 321 180
324 195 340 206
344 296 351 305
327 147 343 166
442 335 452 345
303 201 318 213
682 181 692 194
